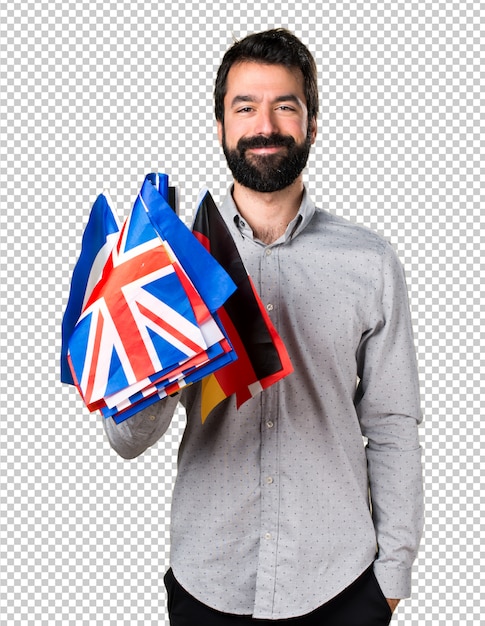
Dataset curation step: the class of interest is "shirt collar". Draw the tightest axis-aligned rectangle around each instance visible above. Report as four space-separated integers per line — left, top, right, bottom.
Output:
220 185 316 245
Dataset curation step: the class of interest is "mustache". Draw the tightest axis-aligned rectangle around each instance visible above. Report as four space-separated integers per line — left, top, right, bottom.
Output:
236 133 296 153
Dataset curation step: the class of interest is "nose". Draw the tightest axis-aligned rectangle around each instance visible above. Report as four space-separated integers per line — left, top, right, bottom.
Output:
254 107 279 136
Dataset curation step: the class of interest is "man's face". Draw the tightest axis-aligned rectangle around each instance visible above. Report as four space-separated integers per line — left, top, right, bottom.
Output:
217 61 317 193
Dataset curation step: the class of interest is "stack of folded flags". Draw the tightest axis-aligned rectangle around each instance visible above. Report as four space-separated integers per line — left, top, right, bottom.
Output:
61 173 292 424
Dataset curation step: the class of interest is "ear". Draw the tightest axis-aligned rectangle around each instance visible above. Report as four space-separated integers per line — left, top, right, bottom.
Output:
309 117 317 144
217 120 223 146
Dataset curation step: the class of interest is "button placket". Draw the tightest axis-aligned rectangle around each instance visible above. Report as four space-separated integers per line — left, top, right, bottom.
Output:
253 245 281 616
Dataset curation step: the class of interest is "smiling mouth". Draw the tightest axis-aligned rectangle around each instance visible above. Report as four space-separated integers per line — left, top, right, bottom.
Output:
247 145 286 155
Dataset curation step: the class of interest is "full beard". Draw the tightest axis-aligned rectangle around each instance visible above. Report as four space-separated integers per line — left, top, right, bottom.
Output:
222 130 312 193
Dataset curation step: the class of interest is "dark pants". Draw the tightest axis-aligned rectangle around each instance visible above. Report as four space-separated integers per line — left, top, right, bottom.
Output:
164 566 393 626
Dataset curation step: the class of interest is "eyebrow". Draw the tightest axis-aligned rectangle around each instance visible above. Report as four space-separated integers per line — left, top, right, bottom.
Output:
230 94 302 108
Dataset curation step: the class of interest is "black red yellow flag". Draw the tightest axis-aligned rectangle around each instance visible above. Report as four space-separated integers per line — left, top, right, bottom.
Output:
192 190 293 422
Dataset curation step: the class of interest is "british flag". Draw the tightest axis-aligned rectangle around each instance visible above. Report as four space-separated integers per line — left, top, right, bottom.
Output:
65 176 238 419
68 193 210 410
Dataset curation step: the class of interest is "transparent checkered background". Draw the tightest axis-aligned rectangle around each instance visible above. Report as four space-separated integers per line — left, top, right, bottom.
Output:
1 1 483 624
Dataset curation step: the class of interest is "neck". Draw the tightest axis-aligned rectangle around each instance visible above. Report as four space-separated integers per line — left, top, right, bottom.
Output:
232 178 304 244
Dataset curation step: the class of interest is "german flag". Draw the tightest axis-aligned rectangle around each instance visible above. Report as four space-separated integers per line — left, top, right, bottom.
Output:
192 190 293 422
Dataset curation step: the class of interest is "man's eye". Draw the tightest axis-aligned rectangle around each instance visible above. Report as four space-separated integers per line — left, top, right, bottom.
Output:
237 107 253 113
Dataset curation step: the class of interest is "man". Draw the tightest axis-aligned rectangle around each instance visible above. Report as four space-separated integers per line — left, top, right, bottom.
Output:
104 29 423 625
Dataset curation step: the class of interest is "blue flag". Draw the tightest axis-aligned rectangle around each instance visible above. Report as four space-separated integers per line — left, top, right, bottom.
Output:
140 176 236 313
60 193 120 384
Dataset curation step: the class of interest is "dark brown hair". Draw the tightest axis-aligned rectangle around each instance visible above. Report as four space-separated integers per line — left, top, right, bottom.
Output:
214 28 319 124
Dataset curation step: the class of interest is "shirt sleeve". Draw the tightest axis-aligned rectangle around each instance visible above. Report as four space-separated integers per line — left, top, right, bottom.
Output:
102 393 180 459
355 241 424 599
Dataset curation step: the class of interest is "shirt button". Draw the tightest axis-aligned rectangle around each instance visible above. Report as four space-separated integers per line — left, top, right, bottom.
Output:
266 303 274 312
264 532 272 540
265 248 272 256
266 476 274 484
266 420 274 429
148 414 156 421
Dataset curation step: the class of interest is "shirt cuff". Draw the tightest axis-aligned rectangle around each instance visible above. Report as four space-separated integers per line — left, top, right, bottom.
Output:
373 561 412 599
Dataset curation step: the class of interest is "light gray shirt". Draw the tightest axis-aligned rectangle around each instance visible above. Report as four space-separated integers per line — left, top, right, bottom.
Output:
104 188 423 620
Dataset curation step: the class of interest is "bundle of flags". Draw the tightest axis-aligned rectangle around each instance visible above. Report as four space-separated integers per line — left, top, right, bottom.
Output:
61 173 292 424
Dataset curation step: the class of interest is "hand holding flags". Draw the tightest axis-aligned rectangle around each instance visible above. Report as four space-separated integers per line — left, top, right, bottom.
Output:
61 173 292 424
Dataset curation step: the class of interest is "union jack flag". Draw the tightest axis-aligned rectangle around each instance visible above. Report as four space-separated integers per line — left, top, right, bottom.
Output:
68 193 214 410
64 174 238 421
